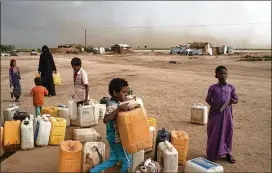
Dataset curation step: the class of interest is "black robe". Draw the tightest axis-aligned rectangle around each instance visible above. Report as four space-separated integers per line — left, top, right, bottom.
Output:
38 49 56 96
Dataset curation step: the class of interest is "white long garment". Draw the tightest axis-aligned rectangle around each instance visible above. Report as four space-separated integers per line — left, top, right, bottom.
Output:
73 68 90 102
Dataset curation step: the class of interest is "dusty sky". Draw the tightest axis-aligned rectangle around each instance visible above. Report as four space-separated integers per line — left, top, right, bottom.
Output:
1 1 271 48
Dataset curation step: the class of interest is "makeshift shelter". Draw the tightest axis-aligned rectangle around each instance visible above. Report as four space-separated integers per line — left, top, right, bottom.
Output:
111 44 133 54
170 45 187 54
93 47 105 54
189 42 212 55
227 47 234 54
222 46 227 54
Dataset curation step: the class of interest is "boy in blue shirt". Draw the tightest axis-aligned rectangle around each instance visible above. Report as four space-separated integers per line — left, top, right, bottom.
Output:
90 78 132 173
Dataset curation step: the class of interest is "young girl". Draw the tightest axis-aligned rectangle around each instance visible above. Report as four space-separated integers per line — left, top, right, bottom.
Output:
90 78 132 173
9 59 21 102
206 66 238 164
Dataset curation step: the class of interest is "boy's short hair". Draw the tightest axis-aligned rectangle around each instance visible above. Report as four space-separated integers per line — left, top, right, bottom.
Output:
108 78 128 96
34 77 42 86
71 57 82 66
215 66 227 73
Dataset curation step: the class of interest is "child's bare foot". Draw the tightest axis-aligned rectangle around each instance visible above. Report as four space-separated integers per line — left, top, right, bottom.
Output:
15 99 19 102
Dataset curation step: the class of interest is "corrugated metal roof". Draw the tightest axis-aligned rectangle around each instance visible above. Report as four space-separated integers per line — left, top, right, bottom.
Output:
113 44 131 47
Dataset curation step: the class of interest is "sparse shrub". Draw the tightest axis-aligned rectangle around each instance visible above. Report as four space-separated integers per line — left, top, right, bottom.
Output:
239 55 271 61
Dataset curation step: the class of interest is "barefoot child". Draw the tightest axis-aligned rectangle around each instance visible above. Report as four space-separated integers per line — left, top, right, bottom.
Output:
90 78 132 173
9 59 21 102
30 77 48 117
70 57 89 106
206 66 238 163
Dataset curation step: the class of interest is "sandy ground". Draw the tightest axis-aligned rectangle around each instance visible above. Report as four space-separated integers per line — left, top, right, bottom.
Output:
1 52 271 172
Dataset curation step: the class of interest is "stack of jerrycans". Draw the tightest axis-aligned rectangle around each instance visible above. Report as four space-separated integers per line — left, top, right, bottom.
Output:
154 128 170 161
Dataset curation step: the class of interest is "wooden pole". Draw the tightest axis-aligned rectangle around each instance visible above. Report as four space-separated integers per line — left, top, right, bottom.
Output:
84 29 87 48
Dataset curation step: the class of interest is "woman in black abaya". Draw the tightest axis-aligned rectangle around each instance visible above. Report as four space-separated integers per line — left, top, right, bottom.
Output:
38 45 57 96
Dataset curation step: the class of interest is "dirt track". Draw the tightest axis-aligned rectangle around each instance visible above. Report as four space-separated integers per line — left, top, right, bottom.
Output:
1 53 271 172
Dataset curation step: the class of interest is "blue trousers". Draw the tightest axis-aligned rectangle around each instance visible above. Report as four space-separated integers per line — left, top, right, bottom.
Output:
90 142 132 173
34 106 42 117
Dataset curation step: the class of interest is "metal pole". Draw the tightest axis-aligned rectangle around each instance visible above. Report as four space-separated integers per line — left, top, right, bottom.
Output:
84 29 87 48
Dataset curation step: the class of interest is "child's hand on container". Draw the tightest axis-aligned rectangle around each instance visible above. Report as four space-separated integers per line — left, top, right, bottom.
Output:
230 98 238 104
119 103 130 112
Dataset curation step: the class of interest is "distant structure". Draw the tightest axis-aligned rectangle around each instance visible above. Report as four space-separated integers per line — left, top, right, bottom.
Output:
111 44 133 54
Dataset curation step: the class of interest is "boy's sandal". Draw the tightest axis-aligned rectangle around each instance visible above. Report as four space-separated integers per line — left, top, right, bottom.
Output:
226 155 236 164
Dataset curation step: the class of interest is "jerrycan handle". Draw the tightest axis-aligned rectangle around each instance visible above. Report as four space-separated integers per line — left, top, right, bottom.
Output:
68 141 75 151
193 103 203 106
164 141 173 152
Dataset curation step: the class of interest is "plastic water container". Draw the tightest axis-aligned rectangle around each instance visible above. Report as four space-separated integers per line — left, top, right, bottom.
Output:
41 106 58 117
154 128 170 161
21 118 34 150
171 131 189 165
129 150 145 173
184 157 224 173
73 128 101 143
68 98 77 120
53 72 61 85
58 140 82 173
82 142 106 172
49 117 66 145
58 106 70 127
78 104 99 128
35 116 51 146
1 127 4 156
117 107 152 154
191 103 208 125
97 104 106 120
4 120 21 151
157 141 178 173
126 95 144 108
3 104 20 122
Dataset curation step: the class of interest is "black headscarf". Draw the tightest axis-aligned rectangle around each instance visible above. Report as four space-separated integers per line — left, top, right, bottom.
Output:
38 45 56 73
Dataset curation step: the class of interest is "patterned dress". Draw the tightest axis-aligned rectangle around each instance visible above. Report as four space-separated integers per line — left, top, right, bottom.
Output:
9 67 21 98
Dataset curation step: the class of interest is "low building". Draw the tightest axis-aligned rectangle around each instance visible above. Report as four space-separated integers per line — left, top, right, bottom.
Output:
170 45 187 54
57 44 77 48
93 47 105 54
189 42 213 55
111 44 133 54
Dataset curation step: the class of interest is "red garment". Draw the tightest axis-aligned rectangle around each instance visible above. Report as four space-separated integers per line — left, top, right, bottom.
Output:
30 86 48 106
